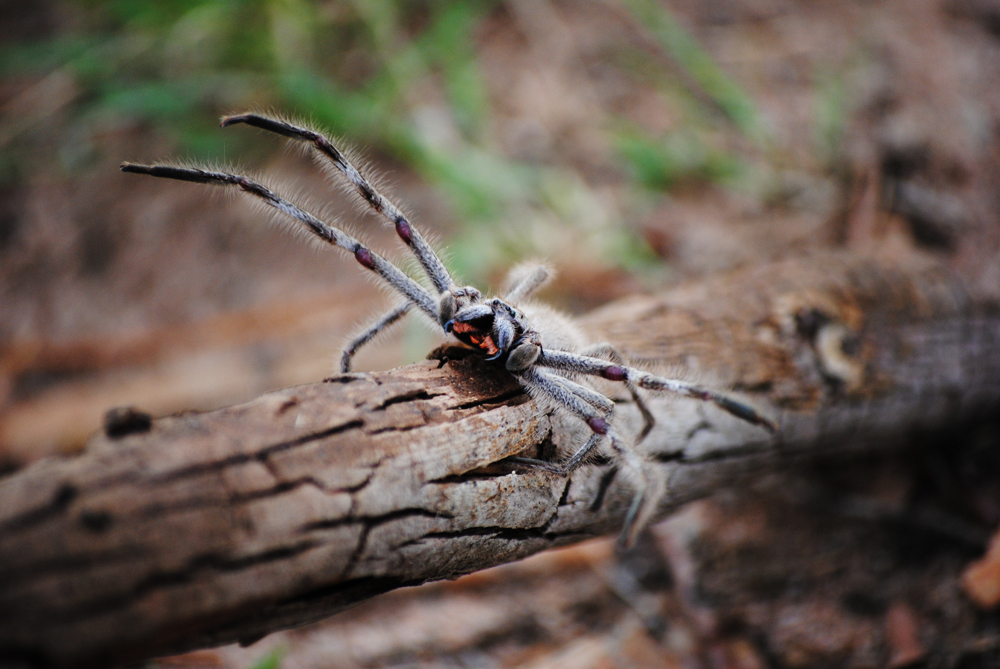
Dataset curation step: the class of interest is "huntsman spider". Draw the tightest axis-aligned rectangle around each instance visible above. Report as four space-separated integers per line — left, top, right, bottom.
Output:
121 113 775 546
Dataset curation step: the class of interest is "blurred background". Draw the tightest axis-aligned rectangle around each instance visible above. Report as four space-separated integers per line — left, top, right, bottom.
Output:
3 1 1000 666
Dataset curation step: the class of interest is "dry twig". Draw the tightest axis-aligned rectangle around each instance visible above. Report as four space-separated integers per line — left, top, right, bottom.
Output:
2 252 999 667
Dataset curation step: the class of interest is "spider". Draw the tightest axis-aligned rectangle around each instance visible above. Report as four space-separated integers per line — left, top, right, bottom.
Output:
121 113 775 546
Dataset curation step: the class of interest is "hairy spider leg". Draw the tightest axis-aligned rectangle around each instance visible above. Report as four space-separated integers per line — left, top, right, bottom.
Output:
506 370 615 473
340 302 411 373
517 367 614 435
506 366 619 476
504 263 552 303
612 431 666 549
221 113 455 295
509 346 665 547
506 431 604 474
579 343 656 444
509 421 663 549
536 349 776 432
119 163 439 320
549 373 616 415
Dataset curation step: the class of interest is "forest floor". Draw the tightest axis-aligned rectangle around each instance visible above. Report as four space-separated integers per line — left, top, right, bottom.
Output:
3 0 1000 666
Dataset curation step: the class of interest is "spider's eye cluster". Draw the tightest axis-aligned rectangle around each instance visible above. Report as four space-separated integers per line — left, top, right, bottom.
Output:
464 313 495 332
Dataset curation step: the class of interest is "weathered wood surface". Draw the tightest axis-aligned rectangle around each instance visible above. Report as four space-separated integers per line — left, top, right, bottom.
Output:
2 252 999 668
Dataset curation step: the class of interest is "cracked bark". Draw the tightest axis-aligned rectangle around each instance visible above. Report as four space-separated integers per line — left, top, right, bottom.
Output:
2 252 999 668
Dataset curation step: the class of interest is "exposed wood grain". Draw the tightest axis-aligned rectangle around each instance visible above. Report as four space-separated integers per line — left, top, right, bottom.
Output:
2 252 999 668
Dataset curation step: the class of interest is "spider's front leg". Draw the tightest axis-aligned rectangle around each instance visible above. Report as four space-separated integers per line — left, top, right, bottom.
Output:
339 303 411 373
506 347 661 548
221 113 457 296
537 349 777 433
504 338 614 474
216 112 495 367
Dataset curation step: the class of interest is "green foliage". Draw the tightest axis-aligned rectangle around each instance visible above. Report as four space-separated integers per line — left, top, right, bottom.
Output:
0 35 101 76
618 129 744 191
417 2 491 137
620 0 769 145
246 645 286 669
813 65 846 167
0 0 785 281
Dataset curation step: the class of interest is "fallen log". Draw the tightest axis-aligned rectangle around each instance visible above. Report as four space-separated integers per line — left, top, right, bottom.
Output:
2 252 999 667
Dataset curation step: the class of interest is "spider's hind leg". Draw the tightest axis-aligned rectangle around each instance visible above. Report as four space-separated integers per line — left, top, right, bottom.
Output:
580 343 655 445
339 302 410 373
505 367 614 474
503 353 668 547
506 431 604 475
503 262 552 303
613 431 668 549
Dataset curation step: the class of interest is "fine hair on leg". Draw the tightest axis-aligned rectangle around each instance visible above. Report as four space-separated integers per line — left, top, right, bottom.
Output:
504 262 553 303
579 343 656 443
612 429 667 549
340 303 411 373
507 369 614 475
506 431 604 475
220 113 455 295
517 367 612 434
118 163 439 319
536 349 775 432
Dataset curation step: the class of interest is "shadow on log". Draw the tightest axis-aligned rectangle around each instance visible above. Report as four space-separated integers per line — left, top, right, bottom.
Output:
2 252 999 667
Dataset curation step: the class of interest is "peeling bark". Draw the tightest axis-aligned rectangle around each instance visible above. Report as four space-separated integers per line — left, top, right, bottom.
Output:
1 252 999 667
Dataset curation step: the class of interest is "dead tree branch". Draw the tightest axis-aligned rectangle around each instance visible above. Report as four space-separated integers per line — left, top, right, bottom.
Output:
2 252 999 667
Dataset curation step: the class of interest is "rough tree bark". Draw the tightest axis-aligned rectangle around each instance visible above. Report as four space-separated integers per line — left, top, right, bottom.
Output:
2 252 999 668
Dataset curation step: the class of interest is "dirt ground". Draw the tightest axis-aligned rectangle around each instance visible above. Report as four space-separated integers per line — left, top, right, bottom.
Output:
3 0 1000 667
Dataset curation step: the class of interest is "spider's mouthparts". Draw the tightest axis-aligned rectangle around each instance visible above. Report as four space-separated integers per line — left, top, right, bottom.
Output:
443 320 454 333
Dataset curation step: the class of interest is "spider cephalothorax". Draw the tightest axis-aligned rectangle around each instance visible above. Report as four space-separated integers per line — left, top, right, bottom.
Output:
122 112 775 545
444 296 536 363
